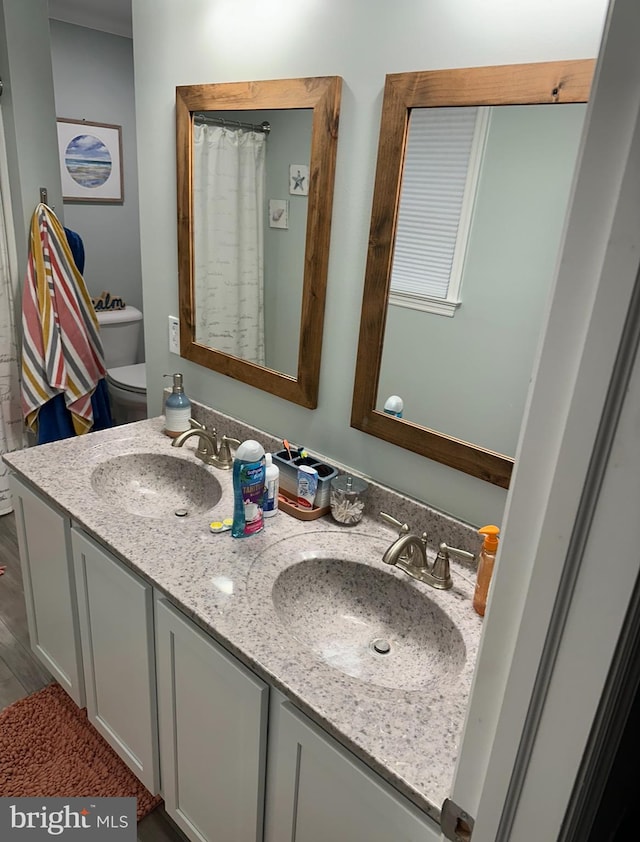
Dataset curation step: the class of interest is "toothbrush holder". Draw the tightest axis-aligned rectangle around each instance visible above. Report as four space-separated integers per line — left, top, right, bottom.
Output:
272 450 339 510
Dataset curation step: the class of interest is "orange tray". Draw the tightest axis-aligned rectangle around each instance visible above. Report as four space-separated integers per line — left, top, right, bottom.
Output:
277 489 330 521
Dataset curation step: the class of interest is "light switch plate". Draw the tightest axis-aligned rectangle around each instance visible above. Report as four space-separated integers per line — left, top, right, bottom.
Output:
168 316 179 354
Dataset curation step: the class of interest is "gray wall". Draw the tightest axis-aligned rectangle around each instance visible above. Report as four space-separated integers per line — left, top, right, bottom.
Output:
0 0 62 300
132 0 607 527
49 19 143 355
263 109 312 376
0 0 609 526
378 103 586 457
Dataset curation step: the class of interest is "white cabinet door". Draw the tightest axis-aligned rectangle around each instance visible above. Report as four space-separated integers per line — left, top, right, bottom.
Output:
155 595 268 842
10 476 85 706
264 695 441 842
71 528 159 794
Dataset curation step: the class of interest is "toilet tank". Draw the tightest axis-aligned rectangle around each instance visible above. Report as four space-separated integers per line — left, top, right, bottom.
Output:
96 305 143 369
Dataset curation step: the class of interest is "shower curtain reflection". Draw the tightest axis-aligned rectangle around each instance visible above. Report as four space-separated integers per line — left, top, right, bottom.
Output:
0 109 25 515
193 123 266 365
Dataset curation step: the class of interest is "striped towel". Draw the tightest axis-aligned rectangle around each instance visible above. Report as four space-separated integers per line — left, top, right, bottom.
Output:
21 203 106 436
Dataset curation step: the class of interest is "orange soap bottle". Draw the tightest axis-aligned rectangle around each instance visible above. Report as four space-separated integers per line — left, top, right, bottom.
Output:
473 525 500 617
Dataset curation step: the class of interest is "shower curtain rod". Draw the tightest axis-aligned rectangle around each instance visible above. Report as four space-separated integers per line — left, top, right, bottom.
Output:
194 114 271 134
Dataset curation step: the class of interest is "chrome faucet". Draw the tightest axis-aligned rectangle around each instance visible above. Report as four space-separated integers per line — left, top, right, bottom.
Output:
379 512 475 590
171 419 240 470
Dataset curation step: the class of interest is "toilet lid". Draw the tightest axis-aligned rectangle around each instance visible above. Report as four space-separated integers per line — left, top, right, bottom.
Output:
107 363 147 393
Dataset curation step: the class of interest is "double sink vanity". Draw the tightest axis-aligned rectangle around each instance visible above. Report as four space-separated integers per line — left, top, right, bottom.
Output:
4 400 482 842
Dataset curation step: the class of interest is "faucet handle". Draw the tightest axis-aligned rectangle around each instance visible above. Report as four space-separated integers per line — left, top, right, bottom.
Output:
440 542 475 562
220 435 240 455
431 542 475 589
213 435 240 470
190 417 216 436
379 511 410 535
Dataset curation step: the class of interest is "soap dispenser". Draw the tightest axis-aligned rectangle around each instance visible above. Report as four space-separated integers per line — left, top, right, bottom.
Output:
163 373 191 438
473 525 500 617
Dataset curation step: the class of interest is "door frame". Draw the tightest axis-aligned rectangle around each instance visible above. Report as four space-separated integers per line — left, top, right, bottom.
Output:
447 0 640 839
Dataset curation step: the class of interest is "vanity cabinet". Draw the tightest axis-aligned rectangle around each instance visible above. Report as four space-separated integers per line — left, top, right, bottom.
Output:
71 528 160 794
264 694 440 842
10 474 442 842
10 476 85 706
154 595 269 842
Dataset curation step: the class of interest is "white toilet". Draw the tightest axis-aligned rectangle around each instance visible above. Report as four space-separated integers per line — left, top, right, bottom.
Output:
96 306 147 425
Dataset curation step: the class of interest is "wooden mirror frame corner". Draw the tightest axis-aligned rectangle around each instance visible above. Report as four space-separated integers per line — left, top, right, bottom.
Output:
351 59 595 488
176 75 343 408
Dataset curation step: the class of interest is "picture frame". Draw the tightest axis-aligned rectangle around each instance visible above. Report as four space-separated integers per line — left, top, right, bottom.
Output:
269 199 289 229
289 164 309 196
56 118 124 203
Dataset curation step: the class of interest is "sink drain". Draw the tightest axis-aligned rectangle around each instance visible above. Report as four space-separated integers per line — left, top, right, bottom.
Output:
370 638 391 655
174 508 188 518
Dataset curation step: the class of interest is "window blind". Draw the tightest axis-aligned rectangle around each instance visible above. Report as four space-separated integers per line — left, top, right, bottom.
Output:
391 106 480 302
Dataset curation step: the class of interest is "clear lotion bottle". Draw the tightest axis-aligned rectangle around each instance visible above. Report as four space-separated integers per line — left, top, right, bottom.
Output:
473 525 500 617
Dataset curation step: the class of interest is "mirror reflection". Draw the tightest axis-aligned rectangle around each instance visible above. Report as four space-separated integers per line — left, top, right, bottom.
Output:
351 60 595 487
193 108 313 379
177 76 342 408
377 102 587 457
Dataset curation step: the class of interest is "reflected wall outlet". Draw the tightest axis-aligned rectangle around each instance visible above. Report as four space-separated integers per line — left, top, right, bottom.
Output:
168 316 180 354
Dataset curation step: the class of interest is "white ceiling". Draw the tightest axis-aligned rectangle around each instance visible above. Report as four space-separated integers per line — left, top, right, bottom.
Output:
48 0 132 38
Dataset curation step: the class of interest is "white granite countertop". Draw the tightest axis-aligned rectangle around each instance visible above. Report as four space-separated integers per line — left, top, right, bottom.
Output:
3 415 483 823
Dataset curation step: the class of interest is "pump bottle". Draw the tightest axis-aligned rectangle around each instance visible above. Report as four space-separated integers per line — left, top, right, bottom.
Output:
473 525 500 617
163 373 191 438
263 453 279 518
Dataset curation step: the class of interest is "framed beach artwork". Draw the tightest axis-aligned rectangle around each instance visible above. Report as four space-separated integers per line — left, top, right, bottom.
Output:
56 119 124 203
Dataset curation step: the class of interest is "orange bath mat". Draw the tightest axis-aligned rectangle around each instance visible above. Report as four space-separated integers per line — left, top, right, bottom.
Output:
0 682 162 821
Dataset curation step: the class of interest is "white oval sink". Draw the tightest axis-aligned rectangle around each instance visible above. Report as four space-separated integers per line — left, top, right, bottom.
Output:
272 557 465 691
248 533 468 695
91 453 222 519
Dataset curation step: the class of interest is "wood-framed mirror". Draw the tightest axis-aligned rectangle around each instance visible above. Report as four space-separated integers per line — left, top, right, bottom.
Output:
351 60 594 488
176 76 342 408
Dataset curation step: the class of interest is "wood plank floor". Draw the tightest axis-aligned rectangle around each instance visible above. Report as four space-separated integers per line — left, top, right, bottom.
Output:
0 511 187 842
